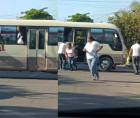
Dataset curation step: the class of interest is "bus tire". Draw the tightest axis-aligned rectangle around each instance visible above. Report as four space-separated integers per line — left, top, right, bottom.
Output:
99 56 113 71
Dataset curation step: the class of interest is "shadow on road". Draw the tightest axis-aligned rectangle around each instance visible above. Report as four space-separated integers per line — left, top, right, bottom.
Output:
0 85 55 100
58 72 89 85
69 63 134 73
0 85 30 100
59 74 140 86
101 80 140 84
59 92 140 117
0 106 57 118
59 75 106 85
0 71 57 80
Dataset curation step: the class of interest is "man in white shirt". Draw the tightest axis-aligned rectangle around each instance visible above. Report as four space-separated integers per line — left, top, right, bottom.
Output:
58 41 66 69
128 41 140 74
83 36 103 80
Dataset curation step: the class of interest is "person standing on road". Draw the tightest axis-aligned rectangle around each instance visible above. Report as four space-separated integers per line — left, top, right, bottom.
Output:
65 42 77 71
83 36 103 80
58 40 66 70
128 40 140 75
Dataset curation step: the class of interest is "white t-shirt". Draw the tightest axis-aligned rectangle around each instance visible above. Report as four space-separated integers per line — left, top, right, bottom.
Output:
58 42 66 54
131 43 140 56
84 41 100 59
66 48 74 57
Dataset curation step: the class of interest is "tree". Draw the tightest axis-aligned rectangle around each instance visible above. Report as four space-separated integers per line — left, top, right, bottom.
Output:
20 8 53 20
67 13 93 22
130 1 140 12
108 1 140 49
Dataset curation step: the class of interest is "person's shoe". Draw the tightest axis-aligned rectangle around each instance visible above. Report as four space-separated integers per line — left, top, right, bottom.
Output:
95 75 99 80
92 76 96 80
75 66 77 70
135 72 139 75
70 69 73 71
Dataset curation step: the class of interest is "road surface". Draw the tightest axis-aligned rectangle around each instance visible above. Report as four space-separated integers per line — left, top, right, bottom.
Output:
59 66 140 113
0 71 57 118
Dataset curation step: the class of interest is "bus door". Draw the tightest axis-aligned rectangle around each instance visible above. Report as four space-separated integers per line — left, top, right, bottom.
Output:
27 29 46 71
74 29 89 62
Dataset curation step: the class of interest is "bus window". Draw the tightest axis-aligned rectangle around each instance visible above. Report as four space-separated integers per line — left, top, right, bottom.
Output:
74 29 87 46
38 30 45 49
74 29 88 62
48 27 73 45
58 28 64 42
104 29 122 51
29 30 36 49
48 27 64 45
91 28 104 43
64 28 73 42
0 26 17 44
17 26 27 45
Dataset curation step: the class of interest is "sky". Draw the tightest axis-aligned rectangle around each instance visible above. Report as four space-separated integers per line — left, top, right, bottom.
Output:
0 0 139 22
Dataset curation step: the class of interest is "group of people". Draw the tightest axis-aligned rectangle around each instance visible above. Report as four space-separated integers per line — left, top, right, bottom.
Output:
58 41 77 71
58 35 103 80
58 35 140 81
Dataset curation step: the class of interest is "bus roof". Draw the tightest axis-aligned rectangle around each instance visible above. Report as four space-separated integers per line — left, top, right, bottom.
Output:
0 19 118 29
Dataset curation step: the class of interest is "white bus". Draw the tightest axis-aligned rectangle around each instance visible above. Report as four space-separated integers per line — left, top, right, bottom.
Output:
0 20 126 72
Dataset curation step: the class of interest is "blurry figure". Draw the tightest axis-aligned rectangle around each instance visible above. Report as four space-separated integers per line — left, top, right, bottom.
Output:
17 27 24 44
128 40 140 75
58 40 66 70
17 32 24 44
65 42 77 71
83 36 103 80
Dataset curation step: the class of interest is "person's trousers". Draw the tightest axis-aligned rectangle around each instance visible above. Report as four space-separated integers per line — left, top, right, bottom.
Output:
132 56 140 74
87 57 99 77
68 57 77 71
58 54 66 69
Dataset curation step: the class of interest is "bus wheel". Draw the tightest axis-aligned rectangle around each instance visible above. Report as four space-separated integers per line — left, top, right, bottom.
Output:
99 56 113 71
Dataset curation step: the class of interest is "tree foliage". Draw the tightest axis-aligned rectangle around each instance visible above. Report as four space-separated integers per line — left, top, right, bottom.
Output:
130 1 140 12
20 8 53 20
67 13 93 22
108 1 140 49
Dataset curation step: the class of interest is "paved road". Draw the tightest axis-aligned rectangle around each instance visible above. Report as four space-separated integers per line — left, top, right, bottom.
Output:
0 77 57 118
59 66 140 113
